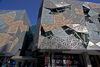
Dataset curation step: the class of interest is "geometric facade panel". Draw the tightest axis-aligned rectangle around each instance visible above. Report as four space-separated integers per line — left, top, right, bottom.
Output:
0 10 31 55
9 37 19 52
41 8 54 24
50 0 70 7
75 8 84 15
88 2 100 9
35 0 100 50
0 19 5 26
41 13 73 32
88 10 99 17
67 24 89 33
83 2 90 9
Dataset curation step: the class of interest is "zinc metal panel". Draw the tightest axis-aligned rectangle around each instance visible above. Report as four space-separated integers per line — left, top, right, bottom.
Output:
71 14 86 25
94 19 100 31
41 8 54 24
88 10 99 17
92 8 100 14
86 22 98 31
88 30 100 40
50 0 70 7
0 19 5 26
43 0 56 8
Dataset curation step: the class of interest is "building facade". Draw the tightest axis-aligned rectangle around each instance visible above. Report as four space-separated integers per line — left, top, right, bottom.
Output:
0 10 31 56
0 10 37 67
33 0 100 67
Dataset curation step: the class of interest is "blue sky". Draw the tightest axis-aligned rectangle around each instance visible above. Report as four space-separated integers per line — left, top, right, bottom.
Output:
0 0 100 25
